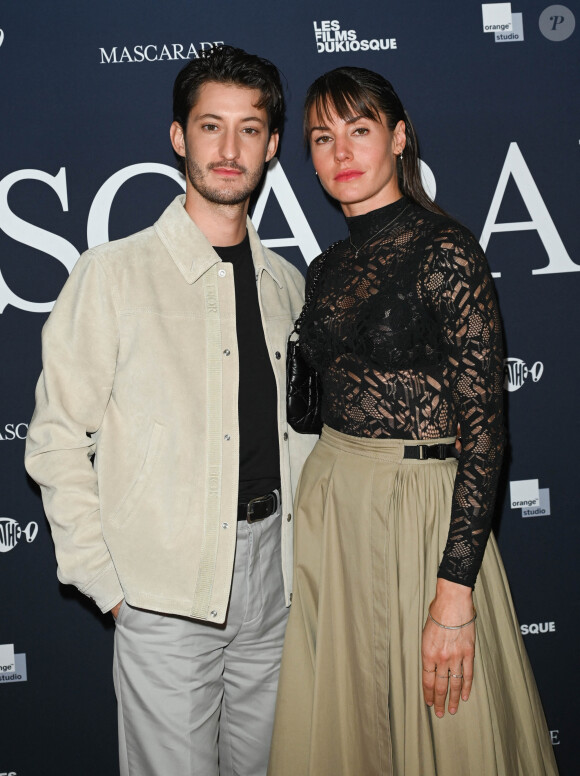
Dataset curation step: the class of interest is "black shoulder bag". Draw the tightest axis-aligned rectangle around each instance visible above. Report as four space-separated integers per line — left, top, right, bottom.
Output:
286 244 337 435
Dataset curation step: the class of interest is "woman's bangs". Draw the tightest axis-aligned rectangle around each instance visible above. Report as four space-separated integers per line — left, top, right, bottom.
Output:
313 86 380 126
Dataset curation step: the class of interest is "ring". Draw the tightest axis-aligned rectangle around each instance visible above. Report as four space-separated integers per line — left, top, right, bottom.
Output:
422 667 437 673
450 673 464 679
436 672 449 678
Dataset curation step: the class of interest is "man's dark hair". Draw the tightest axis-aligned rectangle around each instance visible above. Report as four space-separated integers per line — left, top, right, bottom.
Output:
172 46 285 174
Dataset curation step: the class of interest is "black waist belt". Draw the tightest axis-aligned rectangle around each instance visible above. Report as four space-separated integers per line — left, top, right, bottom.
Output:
403 443 459 461
237 491 279 522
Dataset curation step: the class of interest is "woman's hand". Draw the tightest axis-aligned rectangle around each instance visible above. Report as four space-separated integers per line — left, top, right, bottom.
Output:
421 579 475 718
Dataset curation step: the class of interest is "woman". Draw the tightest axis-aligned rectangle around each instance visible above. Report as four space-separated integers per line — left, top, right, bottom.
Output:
268 67 557 776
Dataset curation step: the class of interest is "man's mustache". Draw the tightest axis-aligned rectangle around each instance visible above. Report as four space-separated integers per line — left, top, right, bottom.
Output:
207 161 247 173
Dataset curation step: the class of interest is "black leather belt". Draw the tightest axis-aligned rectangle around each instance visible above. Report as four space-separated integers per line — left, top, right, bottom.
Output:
403 443 459 461
237 491 279 522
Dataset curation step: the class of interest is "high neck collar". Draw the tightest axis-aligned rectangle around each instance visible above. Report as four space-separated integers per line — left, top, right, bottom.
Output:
346 196 409 246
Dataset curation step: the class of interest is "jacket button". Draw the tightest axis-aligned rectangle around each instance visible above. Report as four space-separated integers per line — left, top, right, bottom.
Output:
222 522 229 529
210 610 218 618
224 434 231 441
287 514 292 522
283 432 288 441
218 269 226 277
223 349 230 356
275 351 281 359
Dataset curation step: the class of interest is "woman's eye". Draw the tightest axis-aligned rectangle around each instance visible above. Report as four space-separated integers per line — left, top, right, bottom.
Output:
353 127 369 136
314 135 332 144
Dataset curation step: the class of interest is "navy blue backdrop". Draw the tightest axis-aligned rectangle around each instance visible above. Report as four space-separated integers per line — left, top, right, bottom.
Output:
1 2 578 774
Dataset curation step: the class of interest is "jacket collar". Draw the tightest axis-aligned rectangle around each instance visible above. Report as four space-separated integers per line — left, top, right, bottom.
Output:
154 195 283 288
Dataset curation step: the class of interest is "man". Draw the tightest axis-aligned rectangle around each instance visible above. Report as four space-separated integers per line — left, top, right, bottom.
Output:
25 46 316 776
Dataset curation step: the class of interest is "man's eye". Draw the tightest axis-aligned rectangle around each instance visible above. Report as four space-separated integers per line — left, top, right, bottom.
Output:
202 124 219 131
242 127 259 135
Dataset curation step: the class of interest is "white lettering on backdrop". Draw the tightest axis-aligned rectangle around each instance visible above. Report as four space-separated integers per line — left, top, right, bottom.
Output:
0 145 576 313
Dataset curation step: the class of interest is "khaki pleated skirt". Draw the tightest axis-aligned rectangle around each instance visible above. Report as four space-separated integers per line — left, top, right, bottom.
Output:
268 426 558 776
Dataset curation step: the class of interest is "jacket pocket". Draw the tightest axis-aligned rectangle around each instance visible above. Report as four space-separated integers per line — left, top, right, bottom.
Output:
108 421 165 528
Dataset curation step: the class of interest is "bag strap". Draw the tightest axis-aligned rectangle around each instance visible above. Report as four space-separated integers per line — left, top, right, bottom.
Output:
293 241 341 335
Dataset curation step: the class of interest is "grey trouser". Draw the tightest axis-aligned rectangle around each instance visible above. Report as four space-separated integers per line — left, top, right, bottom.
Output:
113 505 288 776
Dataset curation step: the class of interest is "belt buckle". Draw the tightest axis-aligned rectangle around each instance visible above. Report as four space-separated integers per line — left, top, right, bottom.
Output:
418 445 428 461
246 493 276 523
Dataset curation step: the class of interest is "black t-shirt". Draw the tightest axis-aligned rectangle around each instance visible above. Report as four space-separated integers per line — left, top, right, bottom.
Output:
214 233 281 502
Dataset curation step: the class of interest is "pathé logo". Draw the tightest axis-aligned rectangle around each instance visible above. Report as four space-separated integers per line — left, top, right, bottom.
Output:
504 358 544 391
0 517 38 553
0 29 4 48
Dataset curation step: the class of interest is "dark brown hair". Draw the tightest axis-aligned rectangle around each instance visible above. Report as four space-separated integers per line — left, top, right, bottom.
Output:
172 46 285 174
304 67 446 216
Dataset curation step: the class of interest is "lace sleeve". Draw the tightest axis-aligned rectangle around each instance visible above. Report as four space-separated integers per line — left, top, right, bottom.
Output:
425 226 505 588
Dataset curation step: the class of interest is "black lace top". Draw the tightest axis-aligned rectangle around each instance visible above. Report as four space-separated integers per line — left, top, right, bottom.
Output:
301 197 505 587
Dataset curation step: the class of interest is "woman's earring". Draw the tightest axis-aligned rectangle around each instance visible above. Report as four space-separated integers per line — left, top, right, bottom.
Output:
315 171 318 176
399 152 404 160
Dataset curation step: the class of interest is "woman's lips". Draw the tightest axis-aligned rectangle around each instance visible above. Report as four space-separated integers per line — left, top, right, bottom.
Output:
334 170 364 182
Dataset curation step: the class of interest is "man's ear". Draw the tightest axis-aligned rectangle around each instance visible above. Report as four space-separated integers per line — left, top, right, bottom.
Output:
170 121 186 159
265 130 279 163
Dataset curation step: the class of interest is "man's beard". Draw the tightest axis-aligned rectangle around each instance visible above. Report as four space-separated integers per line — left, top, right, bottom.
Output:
185 156 265 206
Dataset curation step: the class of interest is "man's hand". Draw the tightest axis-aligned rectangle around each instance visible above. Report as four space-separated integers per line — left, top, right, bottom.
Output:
111 600 124 620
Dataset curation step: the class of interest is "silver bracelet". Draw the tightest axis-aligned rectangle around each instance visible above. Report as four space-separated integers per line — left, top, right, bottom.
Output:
427 606 477 630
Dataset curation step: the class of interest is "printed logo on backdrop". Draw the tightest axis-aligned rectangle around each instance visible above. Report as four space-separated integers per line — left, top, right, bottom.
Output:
0 517 38 553
0 423 28 441
313 20 397 54
0 29 4 48
480 141 579 278
481 3 524 42
99 40 224 64
509 479 551 517
1 140 578 315
0 643 27 684
520 621 556 636
0 159 322 314
550 730 560 746
539 5 575 40
504 358 543 391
